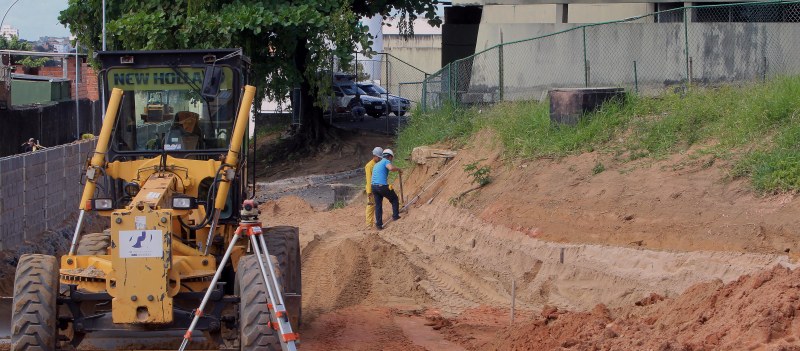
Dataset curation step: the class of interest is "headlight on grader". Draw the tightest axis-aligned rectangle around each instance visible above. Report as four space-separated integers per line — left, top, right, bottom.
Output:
91 198 114 211
172 196 197 210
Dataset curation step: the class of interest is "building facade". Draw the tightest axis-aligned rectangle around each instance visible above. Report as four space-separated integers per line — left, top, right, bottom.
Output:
0 25 20 40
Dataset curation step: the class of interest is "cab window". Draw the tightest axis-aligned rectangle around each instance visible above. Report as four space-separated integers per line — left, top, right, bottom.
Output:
108 67 237 152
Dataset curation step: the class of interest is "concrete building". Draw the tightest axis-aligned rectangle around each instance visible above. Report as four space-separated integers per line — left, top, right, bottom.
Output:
0 25 19 40
446 0 800 61
384 34 442 75
423 0 800 106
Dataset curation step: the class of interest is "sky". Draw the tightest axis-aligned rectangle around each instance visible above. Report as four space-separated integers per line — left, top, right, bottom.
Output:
1 0 71 40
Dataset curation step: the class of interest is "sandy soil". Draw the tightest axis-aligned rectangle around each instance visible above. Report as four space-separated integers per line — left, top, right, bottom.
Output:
5 124 800 350
260 128 800 350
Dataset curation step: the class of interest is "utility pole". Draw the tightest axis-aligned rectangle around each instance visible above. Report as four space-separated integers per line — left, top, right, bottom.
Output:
101 0 107 124
0 0 23 32
102 0 106 51
75 41 80 139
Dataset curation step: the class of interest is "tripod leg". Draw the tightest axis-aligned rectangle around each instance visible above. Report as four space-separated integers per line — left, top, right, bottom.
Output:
250 233 298 351
249 234 280 312
178 232 241 351
258 234 285 306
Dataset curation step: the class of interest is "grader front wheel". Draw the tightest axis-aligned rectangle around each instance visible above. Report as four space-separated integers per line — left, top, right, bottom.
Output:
11 254 59 351
237 255 283 351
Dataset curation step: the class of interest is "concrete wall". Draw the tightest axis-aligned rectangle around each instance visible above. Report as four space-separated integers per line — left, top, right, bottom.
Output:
449 22 800 103
0 139 96 250
483 4 562 23
569 3 655 23
480 3 655 24
383 34 442 104
384 35 443 74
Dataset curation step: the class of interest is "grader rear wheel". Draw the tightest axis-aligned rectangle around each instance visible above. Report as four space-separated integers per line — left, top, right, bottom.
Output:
237 255 282 351
76 229 111 255
11 254 59 351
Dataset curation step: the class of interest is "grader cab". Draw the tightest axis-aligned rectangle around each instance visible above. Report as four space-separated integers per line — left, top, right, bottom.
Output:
10 49 301 351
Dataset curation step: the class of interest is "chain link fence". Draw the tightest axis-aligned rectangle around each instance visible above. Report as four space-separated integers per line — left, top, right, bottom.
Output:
419 0 800 110
323 53 430 133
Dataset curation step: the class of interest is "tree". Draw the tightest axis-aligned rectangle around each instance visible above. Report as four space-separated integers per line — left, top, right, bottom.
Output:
59 0 441 146
341 61 371 82
0 35 32 51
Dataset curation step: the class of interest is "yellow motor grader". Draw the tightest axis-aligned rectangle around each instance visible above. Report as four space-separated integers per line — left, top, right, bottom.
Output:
10 49 300 350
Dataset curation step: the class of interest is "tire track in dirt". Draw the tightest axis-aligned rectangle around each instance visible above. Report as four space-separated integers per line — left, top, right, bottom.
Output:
381 202 797 313
263 187 796 349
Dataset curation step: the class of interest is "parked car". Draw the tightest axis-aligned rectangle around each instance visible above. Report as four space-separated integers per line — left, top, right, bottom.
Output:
358 83 411 116
333 85 387 118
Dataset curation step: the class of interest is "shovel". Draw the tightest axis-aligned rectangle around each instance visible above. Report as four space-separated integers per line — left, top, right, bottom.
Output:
399 172 405 207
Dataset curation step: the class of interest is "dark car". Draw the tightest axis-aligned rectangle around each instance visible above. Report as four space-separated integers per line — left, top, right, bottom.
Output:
358 83 411 116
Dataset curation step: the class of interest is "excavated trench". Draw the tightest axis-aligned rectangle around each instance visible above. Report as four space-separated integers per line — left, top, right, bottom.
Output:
280 197 793 318
262 137 800 349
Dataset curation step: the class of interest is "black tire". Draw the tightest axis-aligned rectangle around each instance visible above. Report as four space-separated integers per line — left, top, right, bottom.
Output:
237 254 282 351
76 229 111 255
263 226 301 296
12 254 58 351
397 111 406 116
369 113 382 118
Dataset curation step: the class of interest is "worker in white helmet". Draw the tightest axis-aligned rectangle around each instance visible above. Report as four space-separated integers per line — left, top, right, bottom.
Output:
370 149 402 230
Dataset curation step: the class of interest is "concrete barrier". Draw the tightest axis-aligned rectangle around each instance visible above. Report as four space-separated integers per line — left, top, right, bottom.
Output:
0 139 96 251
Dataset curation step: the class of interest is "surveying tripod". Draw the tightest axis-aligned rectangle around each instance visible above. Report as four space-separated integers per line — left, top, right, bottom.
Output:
179 200 299 351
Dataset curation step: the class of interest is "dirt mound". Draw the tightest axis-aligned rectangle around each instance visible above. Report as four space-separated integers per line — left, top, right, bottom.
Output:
302 236 373 320
398 129 800 257
260 195 315 218
491 265 800 350
300 232 431 322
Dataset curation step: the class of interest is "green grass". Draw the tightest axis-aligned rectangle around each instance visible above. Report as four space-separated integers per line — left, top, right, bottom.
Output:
396 76 800 193
394 102 481 169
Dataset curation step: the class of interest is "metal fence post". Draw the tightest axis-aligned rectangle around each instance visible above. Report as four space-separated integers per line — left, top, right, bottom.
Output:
453 61 459 106
633 60 639 94
582 26 589 87
385 54 390 134
683 7 690 85
499 31 505 102
422 73 428 112
330 55 335 125
447 63 453 103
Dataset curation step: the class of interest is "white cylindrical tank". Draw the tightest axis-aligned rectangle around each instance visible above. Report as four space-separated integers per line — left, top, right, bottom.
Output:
359 15 383 83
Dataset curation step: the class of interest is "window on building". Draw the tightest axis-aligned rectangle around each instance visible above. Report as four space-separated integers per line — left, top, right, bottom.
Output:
654 2 684 23
692 2 800 22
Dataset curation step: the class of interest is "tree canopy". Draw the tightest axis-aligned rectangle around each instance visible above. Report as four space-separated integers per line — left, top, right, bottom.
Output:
0 35 32 51
59 0 441 143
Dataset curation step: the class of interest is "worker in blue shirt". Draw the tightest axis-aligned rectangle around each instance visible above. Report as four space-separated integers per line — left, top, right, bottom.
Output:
371 149 402 230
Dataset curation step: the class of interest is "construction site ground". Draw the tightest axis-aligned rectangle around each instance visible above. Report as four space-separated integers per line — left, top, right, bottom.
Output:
263 129 800 350
3 126 800 350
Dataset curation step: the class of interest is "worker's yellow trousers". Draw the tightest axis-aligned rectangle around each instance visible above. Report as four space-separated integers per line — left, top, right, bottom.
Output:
365 196 375 227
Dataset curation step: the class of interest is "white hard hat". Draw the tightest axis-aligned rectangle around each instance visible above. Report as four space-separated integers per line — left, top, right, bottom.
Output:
382 149 394 157
372 147 384 157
